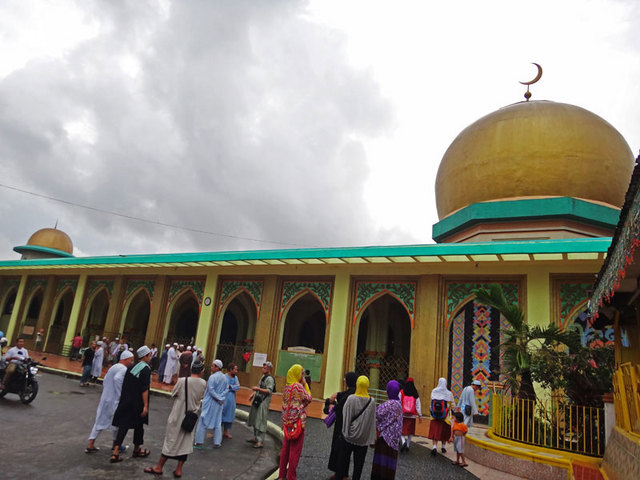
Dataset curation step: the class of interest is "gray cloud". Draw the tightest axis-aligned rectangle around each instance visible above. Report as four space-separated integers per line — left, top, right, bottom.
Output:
0 0 400 257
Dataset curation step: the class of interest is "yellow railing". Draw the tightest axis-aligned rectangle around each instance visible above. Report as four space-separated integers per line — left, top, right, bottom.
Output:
612 363 640 436
492 393 605 457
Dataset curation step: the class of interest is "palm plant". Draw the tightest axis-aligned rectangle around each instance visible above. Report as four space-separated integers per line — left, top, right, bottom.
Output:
472 284 581 401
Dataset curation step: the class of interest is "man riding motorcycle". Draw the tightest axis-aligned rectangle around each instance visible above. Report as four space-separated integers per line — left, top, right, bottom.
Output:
1 337 29 390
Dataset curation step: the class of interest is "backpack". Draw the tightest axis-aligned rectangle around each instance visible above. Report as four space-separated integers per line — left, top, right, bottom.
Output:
430 398 447 420
402 394 417 415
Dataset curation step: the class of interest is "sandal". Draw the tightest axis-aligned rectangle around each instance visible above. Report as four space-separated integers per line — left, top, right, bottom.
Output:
173 471 182 478
451 461 460 465
110 454 122 463
133 448 151 458
85 447 100 453
144 467 163 475
459 463 469 467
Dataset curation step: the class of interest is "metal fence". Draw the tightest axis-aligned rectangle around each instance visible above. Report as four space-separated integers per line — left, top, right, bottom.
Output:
215 342 253 370
613 362 640 436
354 352 410 387
492 393 605 457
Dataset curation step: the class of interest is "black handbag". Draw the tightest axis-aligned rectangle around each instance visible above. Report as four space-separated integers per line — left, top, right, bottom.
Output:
181 377 198 433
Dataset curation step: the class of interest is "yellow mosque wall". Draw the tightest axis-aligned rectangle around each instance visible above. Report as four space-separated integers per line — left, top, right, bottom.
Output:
0 255 605 401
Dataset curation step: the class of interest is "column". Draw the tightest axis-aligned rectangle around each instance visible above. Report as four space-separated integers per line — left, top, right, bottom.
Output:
527 270 550 327
194 273 219 357
323 272 350 398
5 274 28 342
146 276 169 347
62 274 88 348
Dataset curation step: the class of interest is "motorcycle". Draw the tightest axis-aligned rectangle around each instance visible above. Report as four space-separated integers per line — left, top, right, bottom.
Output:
0 356 46 404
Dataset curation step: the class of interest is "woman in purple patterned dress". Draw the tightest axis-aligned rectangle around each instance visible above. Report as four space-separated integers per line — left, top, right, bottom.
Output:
371 380 403 480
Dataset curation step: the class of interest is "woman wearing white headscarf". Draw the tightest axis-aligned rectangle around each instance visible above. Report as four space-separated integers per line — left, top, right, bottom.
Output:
427 377 454 456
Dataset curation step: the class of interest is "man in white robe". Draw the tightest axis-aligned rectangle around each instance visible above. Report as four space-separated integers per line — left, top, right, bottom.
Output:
457 380 481 427
163 343 178 384
86 350 135 452
91 341 105 382
194 359 228 447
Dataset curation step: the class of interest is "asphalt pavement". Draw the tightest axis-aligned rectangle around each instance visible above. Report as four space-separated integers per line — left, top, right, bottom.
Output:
239 406 478 480
0 372 278 480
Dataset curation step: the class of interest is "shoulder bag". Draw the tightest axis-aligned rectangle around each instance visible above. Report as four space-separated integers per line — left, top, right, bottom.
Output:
180 377 198 433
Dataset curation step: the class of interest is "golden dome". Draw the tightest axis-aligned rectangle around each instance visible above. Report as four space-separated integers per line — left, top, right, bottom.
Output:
435 100 635 219
27 228 73 255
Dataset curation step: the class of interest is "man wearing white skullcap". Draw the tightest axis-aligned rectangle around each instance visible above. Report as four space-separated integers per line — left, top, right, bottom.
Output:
86 349 135 453
163 343 179 385
111 346 153 461
194 359 228 448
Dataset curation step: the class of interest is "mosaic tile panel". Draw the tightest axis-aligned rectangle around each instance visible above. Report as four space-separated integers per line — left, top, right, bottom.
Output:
446 281 519 328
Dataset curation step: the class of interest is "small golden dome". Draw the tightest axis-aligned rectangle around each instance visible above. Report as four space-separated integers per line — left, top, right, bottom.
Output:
435 101 635 219
27 228 73 255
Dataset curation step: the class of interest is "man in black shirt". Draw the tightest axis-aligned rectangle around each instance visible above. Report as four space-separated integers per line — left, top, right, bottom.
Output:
110 345 152 463
79 341 96 386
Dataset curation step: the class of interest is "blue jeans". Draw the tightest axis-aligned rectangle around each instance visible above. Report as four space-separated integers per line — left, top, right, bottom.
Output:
80 365 92 384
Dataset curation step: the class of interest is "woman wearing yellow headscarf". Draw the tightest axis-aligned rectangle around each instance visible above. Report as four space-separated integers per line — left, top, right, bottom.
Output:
337 375 377 480
278 364 312 480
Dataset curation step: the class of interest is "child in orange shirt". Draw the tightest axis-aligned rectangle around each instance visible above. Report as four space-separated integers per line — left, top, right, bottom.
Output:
450 411 469 467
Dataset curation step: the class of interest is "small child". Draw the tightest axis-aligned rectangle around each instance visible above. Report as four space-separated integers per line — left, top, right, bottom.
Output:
304 369 311 385
450 411 469 467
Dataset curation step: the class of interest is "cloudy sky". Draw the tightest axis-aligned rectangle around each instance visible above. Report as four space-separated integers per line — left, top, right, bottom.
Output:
0 0 638 258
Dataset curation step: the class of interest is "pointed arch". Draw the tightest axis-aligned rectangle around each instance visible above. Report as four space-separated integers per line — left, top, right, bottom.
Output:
164 288 200 345
120 287 151 349
352 292 411 389
44 287 74 354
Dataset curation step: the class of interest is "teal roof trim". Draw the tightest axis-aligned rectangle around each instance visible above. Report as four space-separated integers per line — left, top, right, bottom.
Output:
0 237 611 268
432 197 620 242
13 245 75 258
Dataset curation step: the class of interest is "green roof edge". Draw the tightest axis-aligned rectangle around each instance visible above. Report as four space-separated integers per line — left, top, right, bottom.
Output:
432 197 620 242
0 237 611 268
13 244 75 258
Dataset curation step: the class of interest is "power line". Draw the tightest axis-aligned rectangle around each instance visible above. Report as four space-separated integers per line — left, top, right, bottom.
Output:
0 182 312 248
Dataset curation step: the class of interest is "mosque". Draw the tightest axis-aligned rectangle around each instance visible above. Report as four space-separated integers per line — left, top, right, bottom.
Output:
0 88 635 423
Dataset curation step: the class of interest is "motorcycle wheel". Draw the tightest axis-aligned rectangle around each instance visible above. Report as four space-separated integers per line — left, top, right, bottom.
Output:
20 380 38 404
0 387 7 398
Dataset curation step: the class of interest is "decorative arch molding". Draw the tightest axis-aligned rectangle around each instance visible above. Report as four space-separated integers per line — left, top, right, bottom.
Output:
56 278 78 297
353 281 416 328
281 281 333 322
219 280 264 315
446 281 520 329
28 278 47 297
167 279 205 310
1 278 20 298
87 279 114 302
124 279 155 305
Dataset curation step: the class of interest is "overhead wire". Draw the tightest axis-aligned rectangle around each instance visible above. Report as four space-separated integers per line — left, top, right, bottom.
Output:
0 182 313 248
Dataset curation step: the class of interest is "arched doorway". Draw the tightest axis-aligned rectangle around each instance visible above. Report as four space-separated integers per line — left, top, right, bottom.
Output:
216 291 257 372
0 289 17 335
46 289 74 354
166 290 199 345
278 292 326 391
83 288 110 344
447 299 503 424
121 289 150 350
281 293 326 352
354 294 411 390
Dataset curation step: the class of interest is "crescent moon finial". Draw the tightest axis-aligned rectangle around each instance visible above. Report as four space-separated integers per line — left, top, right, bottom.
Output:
519 63 543 101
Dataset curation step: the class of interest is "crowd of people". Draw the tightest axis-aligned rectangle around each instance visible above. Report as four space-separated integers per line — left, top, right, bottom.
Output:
79 338 246 478
2 331 482 479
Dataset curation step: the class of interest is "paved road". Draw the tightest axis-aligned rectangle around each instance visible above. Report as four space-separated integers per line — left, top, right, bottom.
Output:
239 407 478 480
0 372 277 480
